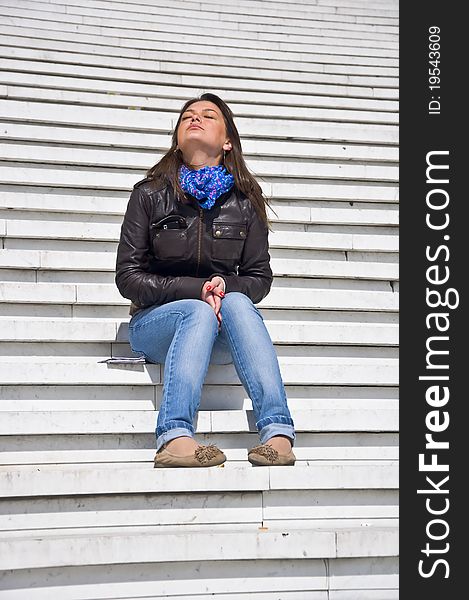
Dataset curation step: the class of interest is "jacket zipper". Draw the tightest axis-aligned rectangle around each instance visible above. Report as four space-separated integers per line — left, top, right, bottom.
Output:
196 206 203 276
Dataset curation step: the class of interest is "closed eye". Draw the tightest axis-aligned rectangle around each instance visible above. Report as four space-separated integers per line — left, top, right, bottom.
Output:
182 115 215 120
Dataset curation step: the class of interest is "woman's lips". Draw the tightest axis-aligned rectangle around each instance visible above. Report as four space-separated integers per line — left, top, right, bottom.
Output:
188 125 203 130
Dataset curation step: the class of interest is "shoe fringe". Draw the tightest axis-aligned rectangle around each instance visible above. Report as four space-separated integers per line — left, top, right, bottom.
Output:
194 443 222 463
248 444 279 463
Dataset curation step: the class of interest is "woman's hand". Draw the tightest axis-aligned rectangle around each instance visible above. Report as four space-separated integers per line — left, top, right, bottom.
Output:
201 276 226 328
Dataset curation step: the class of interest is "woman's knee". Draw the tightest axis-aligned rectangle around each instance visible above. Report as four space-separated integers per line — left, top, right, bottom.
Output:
166 298 217 320
221 291 254 309
129 299 216 341
190 299 219 319
221 292 260 320
179 299 219 335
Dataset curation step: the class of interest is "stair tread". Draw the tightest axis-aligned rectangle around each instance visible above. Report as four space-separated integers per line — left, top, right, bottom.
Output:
0 407 398 436
0 462 399 498
0 524 399 570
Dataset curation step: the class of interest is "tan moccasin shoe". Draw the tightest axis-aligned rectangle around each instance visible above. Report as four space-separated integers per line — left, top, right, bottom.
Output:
154 443 226 468
248 443 296 466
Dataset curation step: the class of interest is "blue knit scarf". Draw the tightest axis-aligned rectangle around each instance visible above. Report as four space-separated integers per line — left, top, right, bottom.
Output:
178 163 235 210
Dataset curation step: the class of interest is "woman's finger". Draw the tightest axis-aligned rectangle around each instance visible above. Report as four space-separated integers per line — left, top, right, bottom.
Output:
208 294 222 327
205 294 216 311
209 281 225 299
201 282 213 300
213 294 221 314
209 277 225 295
202 285 223 325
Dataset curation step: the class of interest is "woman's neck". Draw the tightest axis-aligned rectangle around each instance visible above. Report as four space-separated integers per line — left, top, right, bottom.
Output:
186 162 221 170
183 151 222 170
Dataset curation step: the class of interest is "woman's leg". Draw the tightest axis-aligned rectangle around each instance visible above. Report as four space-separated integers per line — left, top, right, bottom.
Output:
128 299 219 453
218 292 296 447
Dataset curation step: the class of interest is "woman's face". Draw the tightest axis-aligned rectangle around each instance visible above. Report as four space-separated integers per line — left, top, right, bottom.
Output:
176 101 230 164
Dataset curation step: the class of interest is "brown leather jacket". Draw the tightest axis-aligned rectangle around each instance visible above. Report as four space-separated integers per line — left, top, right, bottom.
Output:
115 177 273 316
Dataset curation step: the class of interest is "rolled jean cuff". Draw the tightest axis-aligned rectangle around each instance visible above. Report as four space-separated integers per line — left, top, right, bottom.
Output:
257 420 296 448
256 415 294 430
156 427 195 453
156 422 195 453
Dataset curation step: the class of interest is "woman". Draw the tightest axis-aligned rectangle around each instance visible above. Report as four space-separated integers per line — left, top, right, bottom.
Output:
115 93 296 468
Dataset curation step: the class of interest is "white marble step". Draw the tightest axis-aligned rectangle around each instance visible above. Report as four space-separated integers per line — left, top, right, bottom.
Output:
0 450 399 466
0 122 399 161
0 0 399 34
0 484 399 544
212 0 399 13
0 178 399 208
0 524 398 571
0 590 388 600
0 193 399 226
1 144 398 179
0 302 399 320
1 220 398 252
0 281 398 312
0 170 399 205
272 258 399 281
0 45 398 90
0 581 399 600
0 44 398 88
0 282 399 312
4 269 397 287
272 182 398 203
5 0 397 23
0 0 399 24
329 593 398 600
0 35 398 80
0 559 398 600
0 461 398 498
0 79 398 123
0 383 397 408
0 316 398 345
0 380 397 399
140 14 400 43
0 28 398 78
0 100 398 142
38 0 400 21
0 385 397 405
0 355 398 385
1 23 397 72
0 407 398 436
0 10 398 56
0 249 399 282
0 431 399 464
0 506 398 535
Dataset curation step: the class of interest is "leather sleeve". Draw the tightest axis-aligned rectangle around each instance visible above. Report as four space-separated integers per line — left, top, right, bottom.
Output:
115 186 208 307
209 204 273 304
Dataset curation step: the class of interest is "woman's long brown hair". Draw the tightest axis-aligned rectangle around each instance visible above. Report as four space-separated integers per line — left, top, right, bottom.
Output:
145 93 276 231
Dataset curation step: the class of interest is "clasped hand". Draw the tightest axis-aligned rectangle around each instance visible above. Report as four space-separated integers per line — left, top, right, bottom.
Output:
200 276 225 329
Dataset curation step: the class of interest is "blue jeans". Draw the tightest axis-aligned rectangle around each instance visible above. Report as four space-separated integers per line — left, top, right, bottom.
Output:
128 291 295 453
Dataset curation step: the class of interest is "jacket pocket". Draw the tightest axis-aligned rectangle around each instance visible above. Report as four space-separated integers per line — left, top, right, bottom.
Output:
212 221 247 260
151 216 189 260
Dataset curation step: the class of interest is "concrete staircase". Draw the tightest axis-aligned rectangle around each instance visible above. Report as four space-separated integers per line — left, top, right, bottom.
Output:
0 0 399 597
